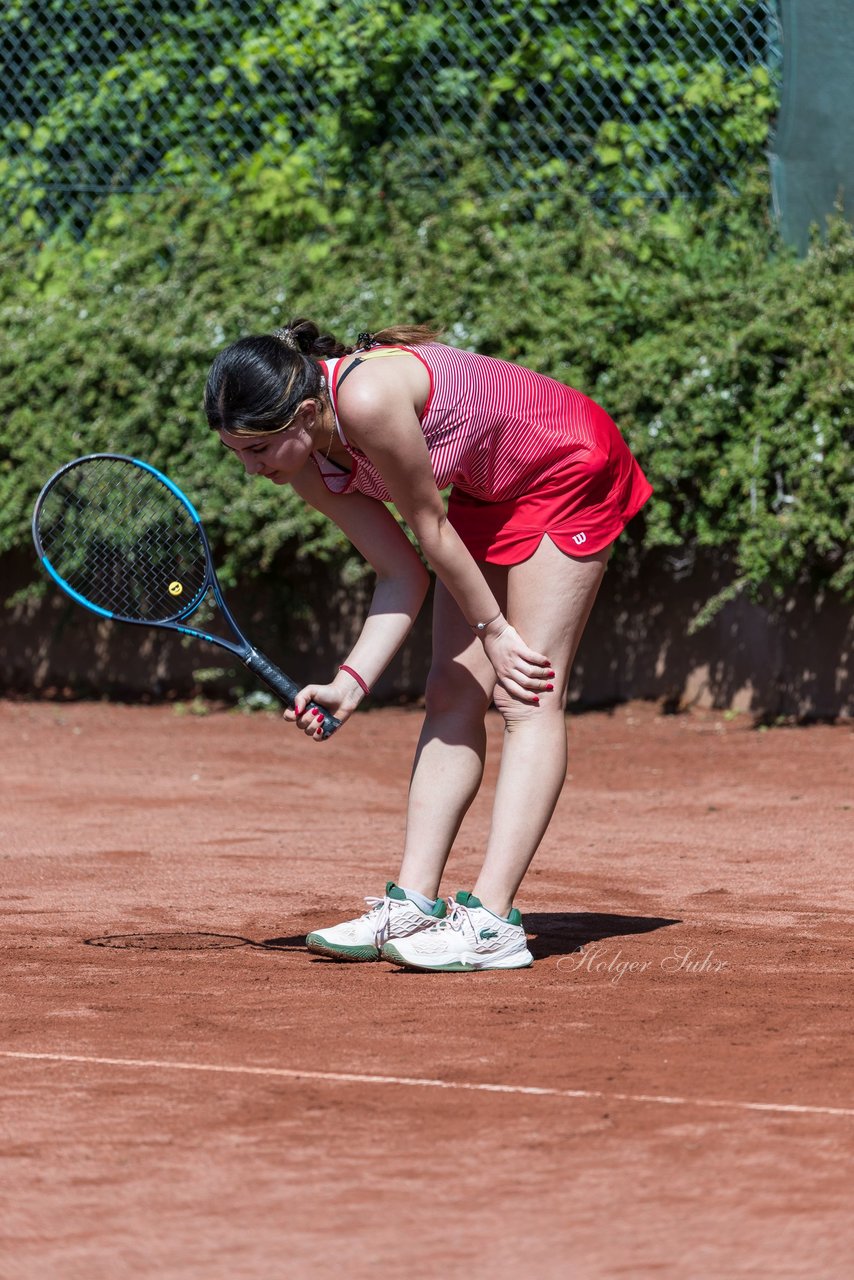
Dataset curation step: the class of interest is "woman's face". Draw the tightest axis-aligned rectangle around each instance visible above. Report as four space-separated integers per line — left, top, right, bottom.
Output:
219 400 323 484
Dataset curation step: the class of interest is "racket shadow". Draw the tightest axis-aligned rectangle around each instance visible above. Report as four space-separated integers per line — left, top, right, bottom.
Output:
524 912 681 960
84 932 311 953
85 931 255 951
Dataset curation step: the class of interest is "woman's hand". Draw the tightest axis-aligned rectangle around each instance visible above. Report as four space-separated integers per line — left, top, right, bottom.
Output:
283 675 362 741
481 622 554 704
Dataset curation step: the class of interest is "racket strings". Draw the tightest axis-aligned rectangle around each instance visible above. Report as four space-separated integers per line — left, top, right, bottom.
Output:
38 460 209 623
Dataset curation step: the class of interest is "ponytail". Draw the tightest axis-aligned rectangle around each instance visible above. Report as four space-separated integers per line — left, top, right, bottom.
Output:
367 324 442 348
275 317 351 358
276 317 441 357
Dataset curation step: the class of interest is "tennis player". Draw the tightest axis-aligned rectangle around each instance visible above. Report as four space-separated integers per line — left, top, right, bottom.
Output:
205 320 652 971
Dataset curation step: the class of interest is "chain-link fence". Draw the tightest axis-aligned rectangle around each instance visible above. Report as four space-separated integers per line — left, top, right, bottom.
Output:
2 1 780 235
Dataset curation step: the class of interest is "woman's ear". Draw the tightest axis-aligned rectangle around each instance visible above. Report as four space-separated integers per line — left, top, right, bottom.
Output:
292 399 322 429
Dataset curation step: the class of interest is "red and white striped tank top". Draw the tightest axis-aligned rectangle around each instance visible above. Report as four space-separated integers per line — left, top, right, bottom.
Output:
315 343 605 502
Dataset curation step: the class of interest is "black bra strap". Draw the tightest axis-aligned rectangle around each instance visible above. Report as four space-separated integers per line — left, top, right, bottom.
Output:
336 356 365 392
335 347 412 395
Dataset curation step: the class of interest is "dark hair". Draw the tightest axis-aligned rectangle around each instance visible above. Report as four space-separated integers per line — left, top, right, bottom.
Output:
204 316 440 437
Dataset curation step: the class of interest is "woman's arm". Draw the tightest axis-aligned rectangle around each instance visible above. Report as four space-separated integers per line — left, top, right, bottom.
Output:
285 460 430 732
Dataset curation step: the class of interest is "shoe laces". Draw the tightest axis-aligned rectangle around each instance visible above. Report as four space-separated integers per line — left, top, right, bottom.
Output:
442 898 477 939
362 894 394 947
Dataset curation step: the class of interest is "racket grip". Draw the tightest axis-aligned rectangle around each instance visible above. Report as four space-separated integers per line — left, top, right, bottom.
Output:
243 647 341 739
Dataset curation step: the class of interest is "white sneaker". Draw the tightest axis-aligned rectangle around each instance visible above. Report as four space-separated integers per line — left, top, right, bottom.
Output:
382 891 534 971
306 882 446 962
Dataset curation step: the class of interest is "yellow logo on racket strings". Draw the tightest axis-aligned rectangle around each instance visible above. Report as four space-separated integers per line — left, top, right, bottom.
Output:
168 581 183 596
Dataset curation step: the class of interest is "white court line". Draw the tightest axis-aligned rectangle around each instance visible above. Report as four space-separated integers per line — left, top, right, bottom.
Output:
1 1050 852 1119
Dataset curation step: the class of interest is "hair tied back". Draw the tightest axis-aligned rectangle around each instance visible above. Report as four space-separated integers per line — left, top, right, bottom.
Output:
356 332 376 350
273 326 300 351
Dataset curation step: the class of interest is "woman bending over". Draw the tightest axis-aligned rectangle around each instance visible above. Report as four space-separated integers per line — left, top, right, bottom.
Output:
205 319 652 972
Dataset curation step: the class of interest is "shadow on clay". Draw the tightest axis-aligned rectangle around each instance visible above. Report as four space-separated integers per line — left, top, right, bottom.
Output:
523 911 681 959
83 913 680 959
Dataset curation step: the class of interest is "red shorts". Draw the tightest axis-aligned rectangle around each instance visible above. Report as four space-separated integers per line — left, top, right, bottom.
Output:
447 408 653 565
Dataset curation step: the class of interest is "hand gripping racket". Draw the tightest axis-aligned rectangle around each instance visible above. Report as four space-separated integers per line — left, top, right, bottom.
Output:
32 453 340 738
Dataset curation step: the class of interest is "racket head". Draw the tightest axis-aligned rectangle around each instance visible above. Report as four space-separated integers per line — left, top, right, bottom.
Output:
32 454 212 625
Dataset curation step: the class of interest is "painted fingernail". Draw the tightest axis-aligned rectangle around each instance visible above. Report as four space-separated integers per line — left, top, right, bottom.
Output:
533 696 540 705
314 709 323 718
545 684 554 692
547 671 555 678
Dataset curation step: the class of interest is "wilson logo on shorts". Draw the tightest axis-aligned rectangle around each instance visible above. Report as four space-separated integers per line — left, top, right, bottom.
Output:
572 532 587 545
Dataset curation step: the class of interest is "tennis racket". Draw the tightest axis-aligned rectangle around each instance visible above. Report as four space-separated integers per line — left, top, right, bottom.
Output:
32 453 340 738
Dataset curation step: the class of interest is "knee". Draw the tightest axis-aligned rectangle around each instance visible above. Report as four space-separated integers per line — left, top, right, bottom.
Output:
493 682 567 728
424 661 492 721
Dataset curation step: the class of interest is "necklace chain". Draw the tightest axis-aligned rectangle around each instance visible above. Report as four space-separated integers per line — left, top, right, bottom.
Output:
322 399 337 461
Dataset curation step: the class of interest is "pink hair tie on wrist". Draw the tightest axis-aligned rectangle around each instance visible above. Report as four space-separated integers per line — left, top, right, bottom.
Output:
339 664 370 696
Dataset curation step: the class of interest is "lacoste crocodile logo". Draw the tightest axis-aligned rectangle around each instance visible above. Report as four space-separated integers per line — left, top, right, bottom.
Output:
479 928 499 940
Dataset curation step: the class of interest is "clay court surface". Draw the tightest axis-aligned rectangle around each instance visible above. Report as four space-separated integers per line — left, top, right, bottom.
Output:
1 698 852 1279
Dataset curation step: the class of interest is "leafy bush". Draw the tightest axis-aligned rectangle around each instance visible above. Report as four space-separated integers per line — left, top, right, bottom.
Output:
1 167 851 625
1 0 776 235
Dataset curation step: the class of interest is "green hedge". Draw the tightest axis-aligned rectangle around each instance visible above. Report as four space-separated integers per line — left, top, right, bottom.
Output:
1 166 851 624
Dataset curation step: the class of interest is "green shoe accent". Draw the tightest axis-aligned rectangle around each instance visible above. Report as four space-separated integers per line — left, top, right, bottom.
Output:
455 890 522 927
386 881 407 900
454 890 481 908
305 934 379 962
431 897 448 918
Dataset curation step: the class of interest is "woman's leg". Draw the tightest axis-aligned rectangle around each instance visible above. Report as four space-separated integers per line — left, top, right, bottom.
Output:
473 536 611 917
397 566 506 898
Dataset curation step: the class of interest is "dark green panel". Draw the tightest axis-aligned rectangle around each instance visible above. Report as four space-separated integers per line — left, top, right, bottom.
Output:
771 0 854 252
